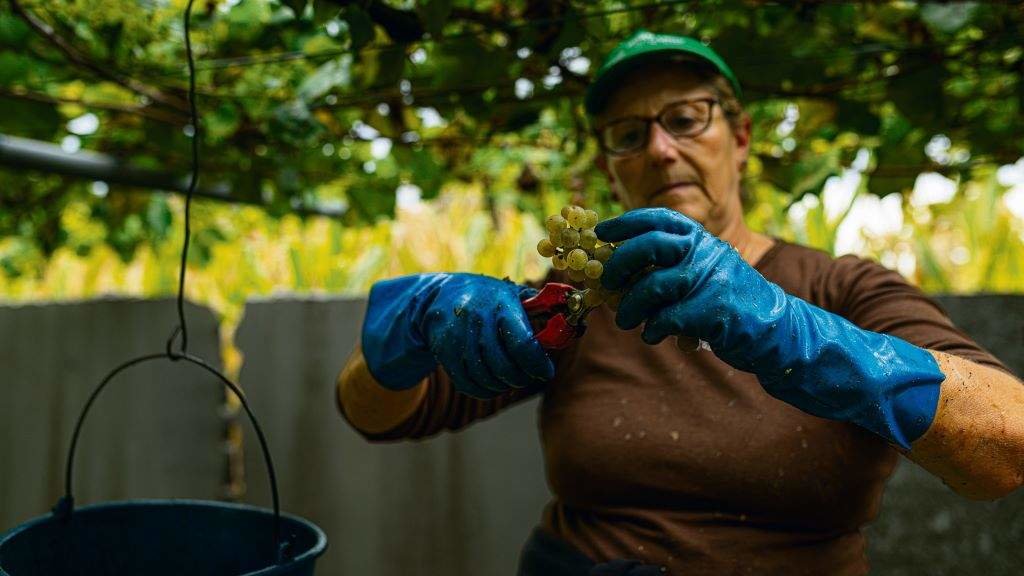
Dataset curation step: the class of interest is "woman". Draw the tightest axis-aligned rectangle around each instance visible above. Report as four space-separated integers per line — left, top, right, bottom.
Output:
337 30 1024 575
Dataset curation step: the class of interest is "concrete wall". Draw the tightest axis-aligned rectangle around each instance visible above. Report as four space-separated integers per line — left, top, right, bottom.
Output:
0 298 224 530
3 294 1023 575
234 297 549 576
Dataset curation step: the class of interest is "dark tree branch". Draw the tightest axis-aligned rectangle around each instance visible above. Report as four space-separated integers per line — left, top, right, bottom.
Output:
7 0 191 114
450 6 512 33
0 133 348 218
743 56 940 100
0 86 187 125
363 0 424 42
321 1 518 44
320 0 424 43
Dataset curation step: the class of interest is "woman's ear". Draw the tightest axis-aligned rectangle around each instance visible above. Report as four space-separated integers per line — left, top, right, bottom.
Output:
596 153 610 177
733 113 753 173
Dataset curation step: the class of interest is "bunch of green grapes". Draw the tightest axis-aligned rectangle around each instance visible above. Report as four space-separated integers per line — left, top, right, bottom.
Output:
536 205 706 353
537 205 619 308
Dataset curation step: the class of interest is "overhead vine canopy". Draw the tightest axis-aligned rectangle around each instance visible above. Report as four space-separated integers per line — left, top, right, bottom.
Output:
1 0 1022 259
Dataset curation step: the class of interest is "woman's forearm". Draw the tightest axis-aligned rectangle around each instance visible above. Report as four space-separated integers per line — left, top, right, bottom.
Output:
908 351 1024 500
336 343 428 435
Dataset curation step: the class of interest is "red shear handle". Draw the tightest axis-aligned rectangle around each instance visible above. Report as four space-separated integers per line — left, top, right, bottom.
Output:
521 282 573 314
534 313 578 350
521 283 582 350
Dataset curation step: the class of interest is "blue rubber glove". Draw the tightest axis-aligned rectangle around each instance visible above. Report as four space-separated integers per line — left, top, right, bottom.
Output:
596 208 944 450
361 273 555 399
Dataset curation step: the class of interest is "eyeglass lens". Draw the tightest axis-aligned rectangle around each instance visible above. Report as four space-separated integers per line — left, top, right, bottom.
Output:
601 100 714 154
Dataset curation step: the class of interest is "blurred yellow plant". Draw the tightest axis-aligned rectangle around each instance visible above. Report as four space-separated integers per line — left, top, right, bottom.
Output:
746 165 1024 294
3 170 1023 345
0 182 549 378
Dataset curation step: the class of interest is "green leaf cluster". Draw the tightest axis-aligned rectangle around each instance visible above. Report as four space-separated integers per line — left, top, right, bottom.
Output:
0 0 1021 279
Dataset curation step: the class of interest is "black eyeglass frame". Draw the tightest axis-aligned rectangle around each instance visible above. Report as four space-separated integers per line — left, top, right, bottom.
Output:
594 97 719 156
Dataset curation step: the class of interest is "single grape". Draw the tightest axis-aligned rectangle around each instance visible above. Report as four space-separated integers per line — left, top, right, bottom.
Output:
579 229 598 249
560 205 572 219
584 259 604 279
567 267 587 282
594 244 614 262
537 238 556 257
577 206 591 225
552 254 569 270
560 228 580 248
567 206 587 228
584 276 602 290
584 210 599 228
545 214 567 234
567 248 589 270
549 230 563 247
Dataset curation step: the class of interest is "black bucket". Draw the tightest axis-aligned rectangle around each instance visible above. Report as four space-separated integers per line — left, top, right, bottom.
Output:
0 500 325 576
0 353 327 575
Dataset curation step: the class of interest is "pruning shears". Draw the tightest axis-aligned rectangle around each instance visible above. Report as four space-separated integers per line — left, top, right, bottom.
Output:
521 282 598 350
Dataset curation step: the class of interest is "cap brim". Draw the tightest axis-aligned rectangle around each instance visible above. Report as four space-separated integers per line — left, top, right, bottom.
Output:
585 49 740 116
594 50 715 114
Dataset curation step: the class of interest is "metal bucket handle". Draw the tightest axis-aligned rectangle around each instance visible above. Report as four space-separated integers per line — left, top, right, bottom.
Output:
53 351 293 564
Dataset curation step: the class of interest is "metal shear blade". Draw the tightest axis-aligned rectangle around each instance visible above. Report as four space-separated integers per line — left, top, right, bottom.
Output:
520 282 597 350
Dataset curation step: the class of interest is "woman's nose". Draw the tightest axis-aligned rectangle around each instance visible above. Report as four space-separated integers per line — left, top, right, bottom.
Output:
645 122 681 163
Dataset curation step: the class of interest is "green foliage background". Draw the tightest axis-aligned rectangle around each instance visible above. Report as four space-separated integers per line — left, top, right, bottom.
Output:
2 0 1024 321
3 0 1022 502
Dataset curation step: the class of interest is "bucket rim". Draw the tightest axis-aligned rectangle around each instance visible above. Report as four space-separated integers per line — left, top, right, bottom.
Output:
0 498 327 576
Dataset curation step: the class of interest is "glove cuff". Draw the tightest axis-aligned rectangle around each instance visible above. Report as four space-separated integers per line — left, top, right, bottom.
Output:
361 274 446 390
755 295 944 450
360 274 536 391
880 337 944 448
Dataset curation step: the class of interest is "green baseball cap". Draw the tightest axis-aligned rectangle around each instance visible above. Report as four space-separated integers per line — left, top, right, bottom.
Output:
584 29 742 115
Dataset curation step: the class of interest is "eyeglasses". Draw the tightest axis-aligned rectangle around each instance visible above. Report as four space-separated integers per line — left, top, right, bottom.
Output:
595 98 718 156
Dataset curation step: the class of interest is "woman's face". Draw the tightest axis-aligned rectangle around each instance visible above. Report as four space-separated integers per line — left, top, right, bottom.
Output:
595 65 751 235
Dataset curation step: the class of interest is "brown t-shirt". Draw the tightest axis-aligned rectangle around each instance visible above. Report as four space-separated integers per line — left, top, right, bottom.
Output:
356 238 1013 575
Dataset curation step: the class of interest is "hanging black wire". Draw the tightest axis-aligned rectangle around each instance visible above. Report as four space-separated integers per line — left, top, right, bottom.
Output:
166 0 202 359
54 0 291 565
